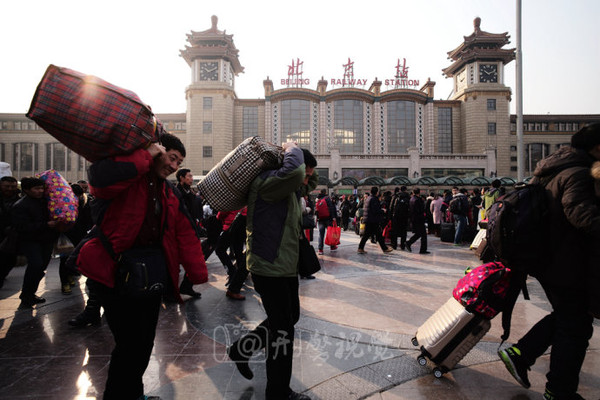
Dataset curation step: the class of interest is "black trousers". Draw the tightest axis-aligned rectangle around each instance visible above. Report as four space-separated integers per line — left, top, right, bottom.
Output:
358 222 387 251
407 221 427 252
234 274 300 399
390 217 408 249
20 241 54 298
516 280 593 397
91 280 162 400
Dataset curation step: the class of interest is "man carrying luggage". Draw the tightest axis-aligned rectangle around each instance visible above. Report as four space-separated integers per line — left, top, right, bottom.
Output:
76 133 208 400
498 123 600 400
227 143 316 400
357 186 393 254
405 188 430 254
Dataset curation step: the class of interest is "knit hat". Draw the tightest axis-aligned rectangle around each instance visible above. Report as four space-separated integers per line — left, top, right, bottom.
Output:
571 123 600 151
20 177 45 191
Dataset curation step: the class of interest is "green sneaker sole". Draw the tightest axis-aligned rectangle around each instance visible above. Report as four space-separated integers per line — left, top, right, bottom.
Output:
498 349 530 389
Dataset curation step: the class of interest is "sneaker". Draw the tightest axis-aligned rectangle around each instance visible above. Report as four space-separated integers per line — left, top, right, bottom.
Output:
226 290 246 300
318 249 324 255
498 346 531 389
288 390 311 400
383 247 393 253
330 245 338 251
68 312 101 328
543 388 585 400
227 345 253 380
19 295 46 307
357 249 367 254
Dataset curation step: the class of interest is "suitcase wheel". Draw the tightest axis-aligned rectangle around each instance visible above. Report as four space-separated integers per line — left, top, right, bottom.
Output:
411 337 419 347
417 355 427 366
433 367 444 379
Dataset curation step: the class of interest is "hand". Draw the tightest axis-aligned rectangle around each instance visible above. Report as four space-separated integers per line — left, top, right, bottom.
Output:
282 140 298 152
47 220 58 228
147 142 166 158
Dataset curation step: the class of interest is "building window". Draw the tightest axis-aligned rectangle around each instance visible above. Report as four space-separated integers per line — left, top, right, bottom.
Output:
510 156 517 162
437 108 452 153
526 143 550 175
487 122 496 135
45 142 72 172
280 99 311 147
203 121 212 134
12 142 38 175
243 106 258 139
202 146 212 158
174 122 186 131
573 123 579 131
487 99 496 111
387 100 415 153
203 97 212 110
510 145 517 151
334 100 364 154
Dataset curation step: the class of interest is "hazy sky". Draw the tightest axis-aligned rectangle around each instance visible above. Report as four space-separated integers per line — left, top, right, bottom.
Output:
1 0 598 115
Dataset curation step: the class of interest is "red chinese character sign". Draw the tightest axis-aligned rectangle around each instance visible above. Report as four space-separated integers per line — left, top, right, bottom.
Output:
384 58 420 89
282 58 309 87
330 58 368 87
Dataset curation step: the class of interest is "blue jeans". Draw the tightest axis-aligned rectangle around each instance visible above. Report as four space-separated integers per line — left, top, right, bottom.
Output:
454 214 467 244
317 220 328 250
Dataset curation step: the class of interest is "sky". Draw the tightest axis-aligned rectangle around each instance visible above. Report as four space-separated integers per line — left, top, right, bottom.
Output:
1 0 599 116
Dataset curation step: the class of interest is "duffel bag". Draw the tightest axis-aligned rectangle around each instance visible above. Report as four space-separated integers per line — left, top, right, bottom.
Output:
198 136 282 211
26 64 163 162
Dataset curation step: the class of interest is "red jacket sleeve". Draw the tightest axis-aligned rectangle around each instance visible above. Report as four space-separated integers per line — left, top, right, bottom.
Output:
89 149 154 200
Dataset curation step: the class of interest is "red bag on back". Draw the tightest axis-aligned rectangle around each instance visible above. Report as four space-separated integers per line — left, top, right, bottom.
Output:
26 64 163 162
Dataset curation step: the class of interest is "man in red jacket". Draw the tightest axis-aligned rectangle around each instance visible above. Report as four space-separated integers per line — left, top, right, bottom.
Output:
77 133 208 400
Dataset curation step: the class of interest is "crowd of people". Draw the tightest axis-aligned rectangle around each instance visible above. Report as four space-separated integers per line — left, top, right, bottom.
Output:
1 123 599 400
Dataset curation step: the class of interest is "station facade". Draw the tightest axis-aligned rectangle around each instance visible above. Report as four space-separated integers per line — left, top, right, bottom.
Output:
1 16 598 188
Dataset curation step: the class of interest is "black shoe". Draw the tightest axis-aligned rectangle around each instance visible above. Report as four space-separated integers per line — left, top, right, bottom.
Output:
289 391 311 400
419 251 431 254
498 346 531 389
68 312 101 328
542 388 585 400
400 244 405 250
227 345 253 380
405 243 412 252
300 275 316 280
19 295 46 307
180 280 202 298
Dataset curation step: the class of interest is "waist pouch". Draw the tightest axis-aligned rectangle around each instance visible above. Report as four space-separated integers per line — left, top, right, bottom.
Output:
115 247 169 298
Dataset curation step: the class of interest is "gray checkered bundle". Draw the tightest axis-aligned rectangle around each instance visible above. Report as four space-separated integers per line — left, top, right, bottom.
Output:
198 136 283 211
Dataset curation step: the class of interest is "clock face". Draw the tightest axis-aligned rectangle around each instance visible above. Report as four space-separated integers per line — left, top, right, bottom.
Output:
200 62 218 81
479 64 498 83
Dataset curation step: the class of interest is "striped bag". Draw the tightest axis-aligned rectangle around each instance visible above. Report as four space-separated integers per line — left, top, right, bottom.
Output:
198 136 282 211
26 64 163 162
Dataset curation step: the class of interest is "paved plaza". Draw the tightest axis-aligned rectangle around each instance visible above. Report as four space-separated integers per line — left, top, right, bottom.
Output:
1 229 599 399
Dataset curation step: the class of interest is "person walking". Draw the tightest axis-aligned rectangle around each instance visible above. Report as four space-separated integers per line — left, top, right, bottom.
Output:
12 177 60 307
389 186 410 250
449 186 469 245
357 187 393 254
0 176 20 288
227 143 315 400
76 133 208 400
405 188 430 254
430 193 444 237
497 123 600 400
315 189 337 255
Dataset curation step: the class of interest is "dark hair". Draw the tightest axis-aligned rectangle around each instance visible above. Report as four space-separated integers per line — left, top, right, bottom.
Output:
492 179 501 188
400 185 407 192
394 187 400 194
571 123 600 151
70 183 84 197
160 133 186 157
76 179 88 184
370 186 378 195
0 176 17 183
413 188 421 195
176 168 191 182
301 148 317 168
20 177 45 191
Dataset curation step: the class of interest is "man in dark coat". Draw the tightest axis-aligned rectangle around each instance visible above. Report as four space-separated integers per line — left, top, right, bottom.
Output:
389 186 411 250
357 187 393 254
405 188 430 254
498 123 600 400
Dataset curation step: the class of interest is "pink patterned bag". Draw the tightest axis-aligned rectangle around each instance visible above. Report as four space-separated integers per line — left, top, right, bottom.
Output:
36 170 78 226
452 261 512 319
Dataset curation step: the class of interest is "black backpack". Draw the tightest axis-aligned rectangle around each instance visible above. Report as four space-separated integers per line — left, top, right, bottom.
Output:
486 181 552 276
449 196 466 215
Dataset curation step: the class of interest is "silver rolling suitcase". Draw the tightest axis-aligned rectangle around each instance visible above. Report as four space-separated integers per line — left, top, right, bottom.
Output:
411 297 491 378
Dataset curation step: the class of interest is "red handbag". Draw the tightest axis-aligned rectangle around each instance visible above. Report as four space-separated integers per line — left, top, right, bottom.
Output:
27 64 163 162
325 220 341 246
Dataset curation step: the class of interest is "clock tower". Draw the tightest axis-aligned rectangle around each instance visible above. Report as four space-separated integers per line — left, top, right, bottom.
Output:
180 15 244 175
442 18 515 176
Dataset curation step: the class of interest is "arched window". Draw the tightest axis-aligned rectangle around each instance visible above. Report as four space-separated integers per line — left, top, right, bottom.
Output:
387 100 416 153
281 99 311 147
333 100 363 153
526 143 550 175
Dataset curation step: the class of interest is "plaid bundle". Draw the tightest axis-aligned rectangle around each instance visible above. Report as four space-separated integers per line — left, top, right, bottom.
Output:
26 65 162 162
198 136 282 211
